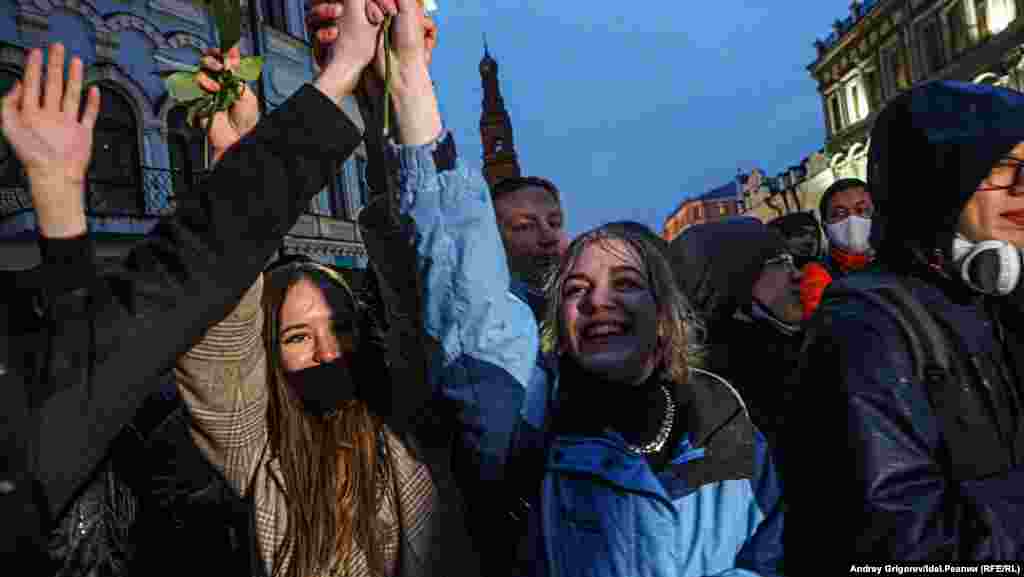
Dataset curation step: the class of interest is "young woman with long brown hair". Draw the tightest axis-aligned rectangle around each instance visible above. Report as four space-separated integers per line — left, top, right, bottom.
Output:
174 1 460 575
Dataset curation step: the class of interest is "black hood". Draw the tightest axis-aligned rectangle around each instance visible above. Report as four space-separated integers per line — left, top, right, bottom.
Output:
668 217 787 323
868 80 1024 270
767 211 821 238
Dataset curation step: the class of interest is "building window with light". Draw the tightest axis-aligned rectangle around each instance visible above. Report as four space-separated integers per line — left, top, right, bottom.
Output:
880 42 909 99
89 86 141 215
985 0 1016 35
846 79 869 123
863 69 880 111
828 93 844 134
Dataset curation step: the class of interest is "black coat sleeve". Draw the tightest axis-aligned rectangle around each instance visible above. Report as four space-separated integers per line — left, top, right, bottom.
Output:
21 84 362 524
786 299 1015 568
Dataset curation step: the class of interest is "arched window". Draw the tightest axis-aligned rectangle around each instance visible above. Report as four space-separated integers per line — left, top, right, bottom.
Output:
0 69 25 199
88 86 141 214
167 104 207 211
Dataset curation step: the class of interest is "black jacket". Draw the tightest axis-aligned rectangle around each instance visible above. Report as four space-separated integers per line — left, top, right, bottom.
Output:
0 84 362 569
356 134 483 576
667 218 797 451
703 313 803 456
788 81 1024 568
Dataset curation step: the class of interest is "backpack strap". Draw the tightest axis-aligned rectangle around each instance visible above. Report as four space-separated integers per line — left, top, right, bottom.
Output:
821 280 946 383
812 276 1003 481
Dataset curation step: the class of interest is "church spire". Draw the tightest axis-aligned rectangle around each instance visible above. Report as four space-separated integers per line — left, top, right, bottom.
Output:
479 37 521 187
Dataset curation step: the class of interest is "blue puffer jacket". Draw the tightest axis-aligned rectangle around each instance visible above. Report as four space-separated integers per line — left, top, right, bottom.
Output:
386 132 783 576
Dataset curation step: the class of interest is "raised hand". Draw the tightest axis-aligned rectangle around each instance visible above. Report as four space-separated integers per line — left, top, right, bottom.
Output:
308 0 395 71
1 43 99 237
309 0 393 106
372 0 440 145
369 0 432 92
195 44 259 163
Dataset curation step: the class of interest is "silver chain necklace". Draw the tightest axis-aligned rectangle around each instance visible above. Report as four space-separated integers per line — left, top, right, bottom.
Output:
625 384 675 455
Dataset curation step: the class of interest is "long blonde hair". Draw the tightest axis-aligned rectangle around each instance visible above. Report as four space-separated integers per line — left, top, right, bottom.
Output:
262 261 391 577
541 221 704 383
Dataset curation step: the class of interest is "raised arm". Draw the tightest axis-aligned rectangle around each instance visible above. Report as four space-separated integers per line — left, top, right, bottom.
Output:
1 33 370 524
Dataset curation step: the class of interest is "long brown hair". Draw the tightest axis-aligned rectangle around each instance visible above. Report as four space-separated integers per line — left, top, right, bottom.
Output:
541 221 704 384
262 262 391 577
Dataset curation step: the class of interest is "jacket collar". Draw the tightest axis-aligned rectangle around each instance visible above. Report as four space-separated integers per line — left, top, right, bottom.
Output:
547 368 754 498
547 432 705 502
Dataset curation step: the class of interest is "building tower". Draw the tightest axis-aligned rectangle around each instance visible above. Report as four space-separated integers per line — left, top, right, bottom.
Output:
479 39 521 187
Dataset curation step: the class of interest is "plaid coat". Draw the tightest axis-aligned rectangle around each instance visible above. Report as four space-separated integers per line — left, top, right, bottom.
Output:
176 276 437 577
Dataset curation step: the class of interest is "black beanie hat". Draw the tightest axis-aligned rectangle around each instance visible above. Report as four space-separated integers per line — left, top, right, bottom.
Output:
767 211 821 238
669 217 788 322
868 81 1024 263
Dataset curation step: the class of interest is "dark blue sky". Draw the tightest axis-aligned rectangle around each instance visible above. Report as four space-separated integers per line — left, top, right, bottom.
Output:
429 0 851 237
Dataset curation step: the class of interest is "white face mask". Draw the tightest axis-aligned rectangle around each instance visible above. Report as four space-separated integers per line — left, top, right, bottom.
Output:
826 215 872 254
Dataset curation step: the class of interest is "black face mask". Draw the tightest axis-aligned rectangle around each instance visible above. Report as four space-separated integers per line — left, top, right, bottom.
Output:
284 357 357 418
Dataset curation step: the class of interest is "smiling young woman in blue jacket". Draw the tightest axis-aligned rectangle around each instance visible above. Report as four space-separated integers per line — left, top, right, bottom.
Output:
366 98 784 577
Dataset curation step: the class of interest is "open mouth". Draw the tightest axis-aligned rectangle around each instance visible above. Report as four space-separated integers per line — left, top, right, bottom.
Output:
582 322 629 344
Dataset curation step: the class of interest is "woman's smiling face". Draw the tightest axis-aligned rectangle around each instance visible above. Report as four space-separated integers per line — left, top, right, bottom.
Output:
559 238 661 386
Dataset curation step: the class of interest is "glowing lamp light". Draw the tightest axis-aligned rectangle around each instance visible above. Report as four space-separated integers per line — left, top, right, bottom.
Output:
988 0 1016 35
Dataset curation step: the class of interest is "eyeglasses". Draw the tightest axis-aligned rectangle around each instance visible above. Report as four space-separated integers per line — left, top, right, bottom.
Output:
977 156 1024 192
764 253 798 272
827 205 874 223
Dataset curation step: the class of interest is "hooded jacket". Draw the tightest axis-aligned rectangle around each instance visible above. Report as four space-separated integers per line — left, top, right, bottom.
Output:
366 136 784 576
790 81 1024 567
669 219 801 452
767 211 823 270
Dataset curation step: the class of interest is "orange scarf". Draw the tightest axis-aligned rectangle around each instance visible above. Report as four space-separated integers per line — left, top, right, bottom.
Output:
830 246 873 275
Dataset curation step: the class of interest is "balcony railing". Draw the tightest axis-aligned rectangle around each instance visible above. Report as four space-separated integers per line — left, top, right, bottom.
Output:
0 164 351 224
0 164 206 219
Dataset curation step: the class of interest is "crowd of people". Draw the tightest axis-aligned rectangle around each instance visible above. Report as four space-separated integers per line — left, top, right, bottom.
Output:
5 0 1024 575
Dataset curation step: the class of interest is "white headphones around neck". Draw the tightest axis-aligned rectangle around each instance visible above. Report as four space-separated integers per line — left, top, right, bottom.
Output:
951 235 1023 296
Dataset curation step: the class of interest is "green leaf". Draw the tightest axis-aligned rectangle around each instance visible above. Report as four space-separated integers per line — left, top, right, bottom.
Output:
213 0 242 53
157 64 199 78
234 56 264 82
165 70 206 103
187 96 214 128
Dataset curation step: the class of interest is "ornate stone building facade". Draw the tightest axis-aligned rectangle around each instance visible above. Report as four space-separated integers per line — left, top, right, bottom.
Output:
0 0 371 275
738 0 1024 224
663 178 743 241
479 42 521 188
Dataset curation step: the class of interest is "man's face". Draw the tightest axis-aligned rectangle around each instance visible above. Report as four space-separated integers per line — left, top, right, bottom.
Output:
959 141 1024 248
826 186 874 224
495 185 564 290
751 253 804 325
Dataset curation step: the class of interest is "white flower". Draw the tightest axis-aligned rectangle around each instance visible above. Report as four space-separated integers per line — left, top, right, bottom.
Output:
424 0 437 13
